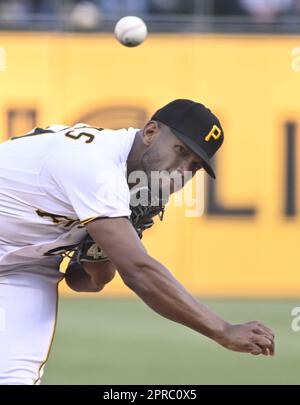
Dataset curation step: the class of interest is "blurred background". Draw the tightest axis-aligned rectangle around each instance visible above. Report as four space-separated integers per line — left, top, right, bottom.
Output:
0 0 300 385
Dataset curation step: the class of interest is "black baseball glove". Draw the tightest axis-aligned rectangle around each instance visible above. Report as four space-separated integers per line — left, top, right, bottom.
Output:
74 187 166 264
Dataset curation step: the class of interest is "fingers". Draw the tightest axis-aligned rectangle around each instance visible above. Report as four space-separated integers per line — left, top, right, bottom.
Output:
252 335 274 356
246 321 275 356
261 348 270 356
250 321 275 339
265 336 275 356
269 340 275 356
241 321 275 356
222 321 275 356
253 321 275 356
253 335 271 348
250 344 263 355
250 324 275 356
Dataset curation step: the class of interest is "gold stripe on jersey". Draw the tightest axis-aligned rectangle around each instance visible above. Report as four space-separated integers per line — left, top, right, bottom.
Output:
80 216 100 226
36 209 77 228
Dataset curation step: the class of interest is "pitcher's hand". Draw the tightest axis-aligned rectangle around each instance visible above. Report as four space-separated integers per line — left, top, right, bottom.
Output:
216 321 275 356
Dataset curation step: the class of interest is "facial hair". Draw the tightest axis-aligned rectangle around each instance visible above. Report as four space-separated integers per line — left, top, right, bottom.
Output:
140 149 173 204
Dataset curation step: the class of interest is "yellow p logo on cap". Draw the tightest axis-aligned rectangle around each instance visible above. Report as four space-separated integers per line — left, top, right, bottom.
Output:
205 125 222 142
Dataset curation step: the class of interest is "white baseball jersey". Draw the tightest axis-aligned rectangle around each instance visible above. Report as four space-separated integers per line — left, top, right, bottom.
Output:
0 123 137 266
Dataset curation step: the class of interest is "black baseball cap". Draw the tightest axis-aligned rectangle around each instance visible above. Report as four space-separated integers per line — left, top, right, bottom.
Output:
151 99 224 179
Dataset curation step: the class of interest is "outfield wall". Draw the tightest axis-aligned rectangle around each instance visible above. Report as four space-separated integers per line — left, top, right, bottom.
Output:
0 33 300 296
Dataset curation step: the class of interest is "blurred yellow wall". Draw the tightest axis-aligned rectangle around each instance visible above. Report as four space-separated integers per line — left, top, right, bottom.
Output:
0 33 300 297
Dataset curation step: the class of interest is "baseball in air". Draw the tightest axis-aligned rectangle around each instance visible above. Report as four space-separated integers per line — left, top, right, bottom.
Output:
114 16 148 47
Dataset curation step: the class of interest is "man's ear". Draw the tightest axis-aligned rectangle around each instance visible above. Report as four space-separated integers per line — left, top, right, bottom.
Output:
142 121 160 146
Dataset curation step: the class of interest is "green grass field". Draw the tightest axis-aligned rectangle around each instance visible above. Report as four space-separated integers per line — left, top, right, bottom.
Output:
43 298 300 385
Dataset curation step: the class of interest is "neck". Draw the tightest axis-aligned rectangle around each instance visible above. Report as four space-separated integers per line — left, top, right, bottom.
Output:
126 130 148 189
127 130 145 173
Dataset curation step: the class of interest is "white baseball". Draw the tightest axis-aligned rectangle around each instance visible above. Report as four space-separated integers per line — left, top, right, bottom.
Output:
114 16 147 47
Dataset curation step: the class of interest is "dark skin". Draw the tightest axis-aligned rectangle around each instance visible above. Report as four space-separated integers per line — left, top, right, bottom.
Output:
65 121 275 356
127 121 203 192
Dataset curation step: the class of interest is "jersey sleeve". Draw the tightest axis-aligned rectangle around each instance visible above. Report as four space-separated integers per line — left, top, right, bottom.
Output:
42 145 131 223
